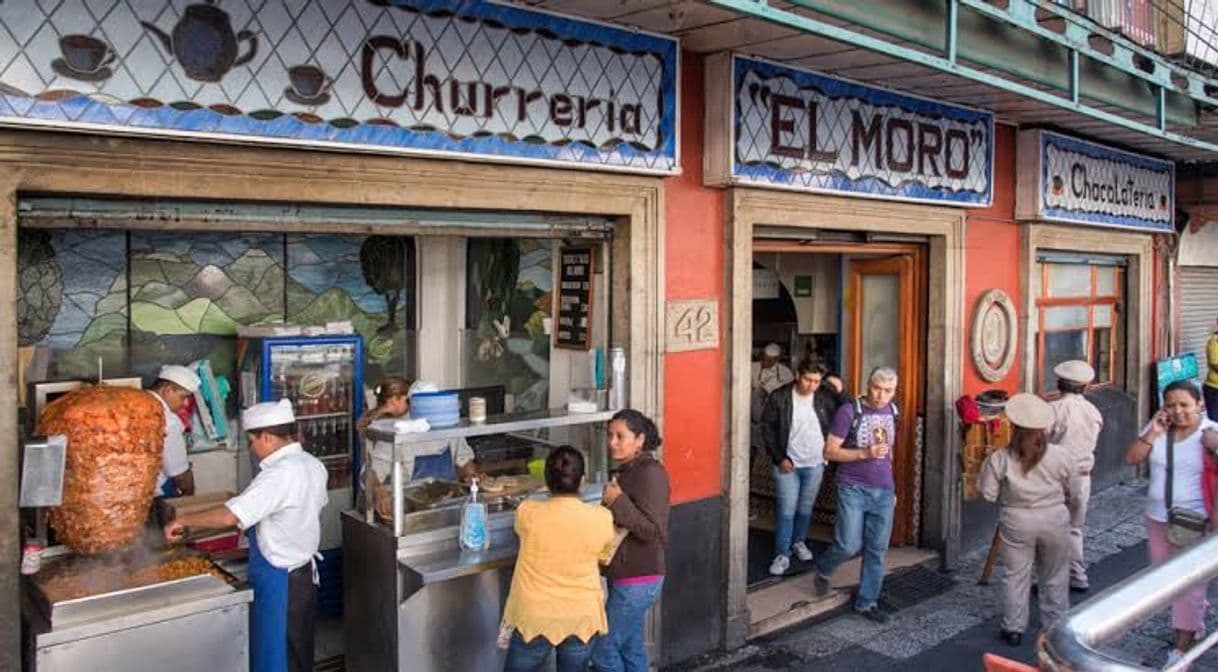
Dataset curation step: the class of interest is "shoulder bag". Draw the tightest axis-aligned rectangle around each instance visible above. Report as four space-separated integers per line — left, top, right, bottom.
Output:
1166 428 1208 547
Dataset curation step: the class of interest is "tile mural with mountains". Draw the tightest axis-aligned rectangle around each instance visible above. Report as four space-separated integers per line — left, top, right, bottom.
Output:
18 229 412 387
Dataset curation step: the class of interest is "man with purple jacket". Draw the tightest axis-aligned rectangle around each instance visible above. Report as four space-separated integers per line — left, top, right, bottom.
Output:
812 366 899 624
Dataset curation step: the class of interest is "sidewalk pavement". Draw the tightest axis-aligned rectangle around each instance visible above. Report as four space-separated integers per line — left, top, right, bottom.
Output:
676 482 1218 671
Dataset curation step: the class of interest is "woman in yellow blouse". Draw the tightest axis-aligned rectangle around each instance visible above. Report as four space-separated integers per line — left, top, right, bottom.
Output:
502 446 615 672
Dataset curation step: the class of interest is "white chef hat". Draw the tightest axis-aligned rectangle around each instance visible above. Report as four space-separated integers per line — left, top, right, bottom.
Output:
1005 393 1054 430
409 380 439 396
157 364 201 393
242 399 296 431
1053 360 1096 384
763 343 782 358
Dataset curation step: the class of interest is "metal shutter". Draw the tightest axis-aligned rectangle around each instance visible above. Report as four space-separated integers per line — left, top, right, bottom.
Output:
1178 266 1218 367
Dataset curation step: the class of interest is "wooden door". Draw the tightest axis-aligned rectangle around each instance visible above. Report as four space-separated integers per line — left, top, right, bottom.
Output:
844 253 924 546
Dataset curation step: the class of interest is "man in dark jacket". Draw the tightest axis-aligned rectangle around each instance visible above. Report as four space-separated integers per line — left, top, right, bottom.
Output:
761 360 845 576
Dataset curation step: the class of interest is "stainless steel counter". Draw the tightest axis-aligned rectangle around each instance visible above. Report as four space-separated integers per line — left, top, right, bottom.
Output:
24 571 252 672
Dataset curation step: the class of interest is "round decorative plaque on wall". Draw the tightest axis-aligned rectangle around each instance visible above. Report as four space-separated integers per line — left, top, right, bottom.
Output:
971 288 1017 383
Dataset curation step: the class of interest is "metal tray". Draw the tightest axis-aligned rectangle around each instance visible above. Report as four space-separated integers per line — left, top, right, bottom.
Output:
28 572 235 630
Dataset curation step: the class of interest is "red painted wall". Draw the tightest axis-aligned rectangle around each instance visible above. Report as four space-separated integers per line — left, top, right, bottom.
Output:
962 124 1023 397
662 52 726 505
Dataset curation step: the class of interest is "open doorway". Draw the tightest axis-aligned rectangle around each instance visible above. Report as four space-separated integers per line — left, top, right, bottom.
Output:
747 239 927 590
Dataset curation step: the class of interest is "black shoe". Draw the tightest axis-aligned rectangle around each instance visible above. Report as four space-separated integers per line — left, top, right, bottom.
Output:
1000 630 1022 646
1069 584 1090 594
855 605 890 624
812 573 831 598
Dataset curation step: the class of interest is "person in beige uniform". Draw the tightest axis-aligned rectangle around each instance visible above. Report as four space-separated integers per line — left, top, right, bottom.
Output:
978 393 1082 647
1047 360 1103 593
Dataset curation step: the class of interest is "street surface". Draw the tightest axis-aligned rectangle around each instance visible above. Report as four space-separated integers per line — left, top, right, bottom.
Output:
677 483 1218 671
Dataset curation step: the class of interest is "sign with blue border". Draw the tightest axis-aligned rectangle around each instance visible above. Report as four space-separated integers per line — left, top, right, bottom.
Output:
0 0 679 174
1017 130 1174 232
708 55 994 207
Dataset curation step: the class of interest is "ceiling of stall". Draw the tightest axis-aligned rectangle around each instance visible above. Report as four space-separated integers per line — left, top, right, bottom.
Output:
529 0 1218 163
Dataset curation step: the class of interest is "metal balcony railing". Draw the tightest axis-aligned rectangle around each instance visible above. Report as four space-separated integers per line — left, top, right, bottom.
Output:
1039 533 1218 671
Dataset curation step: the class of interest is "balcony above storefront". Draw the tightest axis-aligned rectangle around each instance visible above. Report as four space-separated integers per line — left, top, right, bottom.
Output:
532 0 1218 162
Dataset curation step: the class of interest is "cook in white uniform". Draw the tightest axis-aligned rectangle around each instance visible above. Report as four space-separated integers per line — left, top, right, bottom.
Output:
978 393 1082 647
149 364 201 498
1047 360 1104 593
365 380 476 490
164 399 328 672
750 344 795 452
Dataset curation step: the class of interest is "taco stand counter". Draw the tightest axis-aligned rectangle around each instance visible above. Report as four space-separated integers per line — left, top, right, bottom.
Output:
343 409 612 672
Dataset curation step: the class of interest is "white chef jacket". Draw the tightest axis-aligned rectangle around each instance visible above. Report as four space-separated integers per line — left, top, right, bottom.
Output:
152 391 191 493
226 443 328 570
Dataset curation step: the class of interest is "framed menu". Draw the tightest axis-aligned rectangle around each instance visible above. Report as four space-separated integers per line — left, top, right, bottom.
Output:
555 246 595 350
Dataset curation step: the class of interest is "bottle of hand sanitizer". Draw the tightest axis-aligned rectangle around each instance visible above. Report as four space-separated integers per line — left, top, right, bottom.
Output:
459 477 489 552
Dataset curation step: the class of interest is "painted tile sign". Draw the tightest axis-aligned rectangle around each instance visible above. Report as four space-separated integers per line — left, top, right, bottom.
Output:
1016 130 1174 232
705 55 993 206
0 0 678 173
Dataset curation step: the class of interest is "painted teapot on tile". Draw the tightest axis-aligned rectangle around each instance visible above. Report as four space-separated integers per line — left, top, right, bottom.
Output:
140 0 257 83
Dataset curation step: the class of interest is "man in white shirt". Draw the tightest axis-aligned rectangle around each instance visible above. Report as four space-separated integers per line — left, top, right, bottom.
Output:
1048 360 1104 593
149 364 201 498
760 360 841 576
164 399 328 672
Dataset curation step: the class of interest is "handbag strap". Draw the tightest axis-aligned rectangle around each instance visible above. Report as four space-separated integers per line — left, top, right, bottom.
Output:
1166 427 1175 511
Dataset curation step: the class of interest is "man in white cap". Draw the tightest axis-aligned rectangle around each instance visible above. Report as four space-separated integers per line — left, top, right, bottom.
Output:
163 399 328 672
751 344 795 457
1047 359 1103 593
149 364 202 498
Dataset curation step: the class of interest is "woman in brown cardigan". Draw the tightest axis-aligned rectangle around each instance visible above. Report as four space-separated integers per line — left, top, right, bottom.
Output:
591 409 670 672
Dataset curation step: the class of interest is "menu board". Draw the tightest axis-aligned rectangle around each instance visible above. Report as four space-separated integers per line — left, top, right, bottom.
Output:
555 246 595 350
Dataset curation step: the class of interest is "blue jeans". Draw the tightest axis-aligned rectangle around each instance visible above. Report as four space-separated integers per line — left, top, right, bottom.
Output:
772 464 825 558
590 578 664 672
504 630 597 672
814 484 895 610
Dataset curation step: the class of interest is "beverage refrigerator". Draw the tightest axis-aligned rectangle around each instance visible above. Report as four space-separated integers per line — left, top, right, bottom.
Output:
237 334 364 616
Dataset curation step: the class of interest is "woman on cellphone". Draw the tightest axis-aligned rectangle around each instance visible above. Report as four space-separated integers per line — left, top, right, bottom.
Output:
1125 380 1218 665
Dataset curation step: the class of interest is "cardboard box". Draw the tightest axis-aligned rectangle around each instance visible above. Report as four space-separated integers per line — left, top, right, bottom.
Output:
155 491 236 528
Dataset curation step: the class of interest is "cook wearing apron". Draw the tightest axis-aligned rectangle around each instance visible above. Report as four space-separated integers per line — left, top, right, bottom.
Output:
1047 360 1103 593
977 394 1082 647
149 364 201 499
164 399 328 672
366 380 477 486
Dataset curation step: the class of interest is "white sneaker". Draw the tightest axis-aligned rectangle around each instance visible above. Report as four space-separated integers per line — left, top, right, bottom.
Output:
769 555 790 576
1166 649 1189 670
792 541 814 562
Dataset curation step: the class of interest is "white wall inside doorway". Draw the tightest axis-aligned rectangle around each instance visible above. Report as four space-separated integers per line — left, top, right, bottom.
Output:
753 252 841 335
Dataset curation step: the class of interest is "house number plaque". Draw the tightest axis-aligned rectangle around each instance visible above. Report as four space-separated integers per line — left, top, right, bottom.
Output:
666 299 719 353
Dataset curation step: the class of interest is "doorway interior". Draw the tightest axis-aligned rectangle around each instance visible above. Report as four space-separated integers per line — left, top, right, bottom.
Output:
748 237 927 589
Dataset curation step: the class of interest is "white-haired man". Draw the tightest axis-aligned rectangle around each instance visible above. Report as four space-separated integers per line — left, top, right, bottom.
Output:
813 366 899 624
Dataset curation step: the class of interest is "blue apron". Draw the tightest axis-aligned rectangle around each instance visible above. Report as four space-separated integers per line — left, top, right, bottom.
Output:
247 528 290 672
412 445 457 481
159 479 181 498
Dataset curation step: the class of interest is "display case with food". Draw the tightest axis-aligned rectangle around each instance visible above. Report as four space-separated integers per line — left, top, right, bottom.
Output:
344 408 612 672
